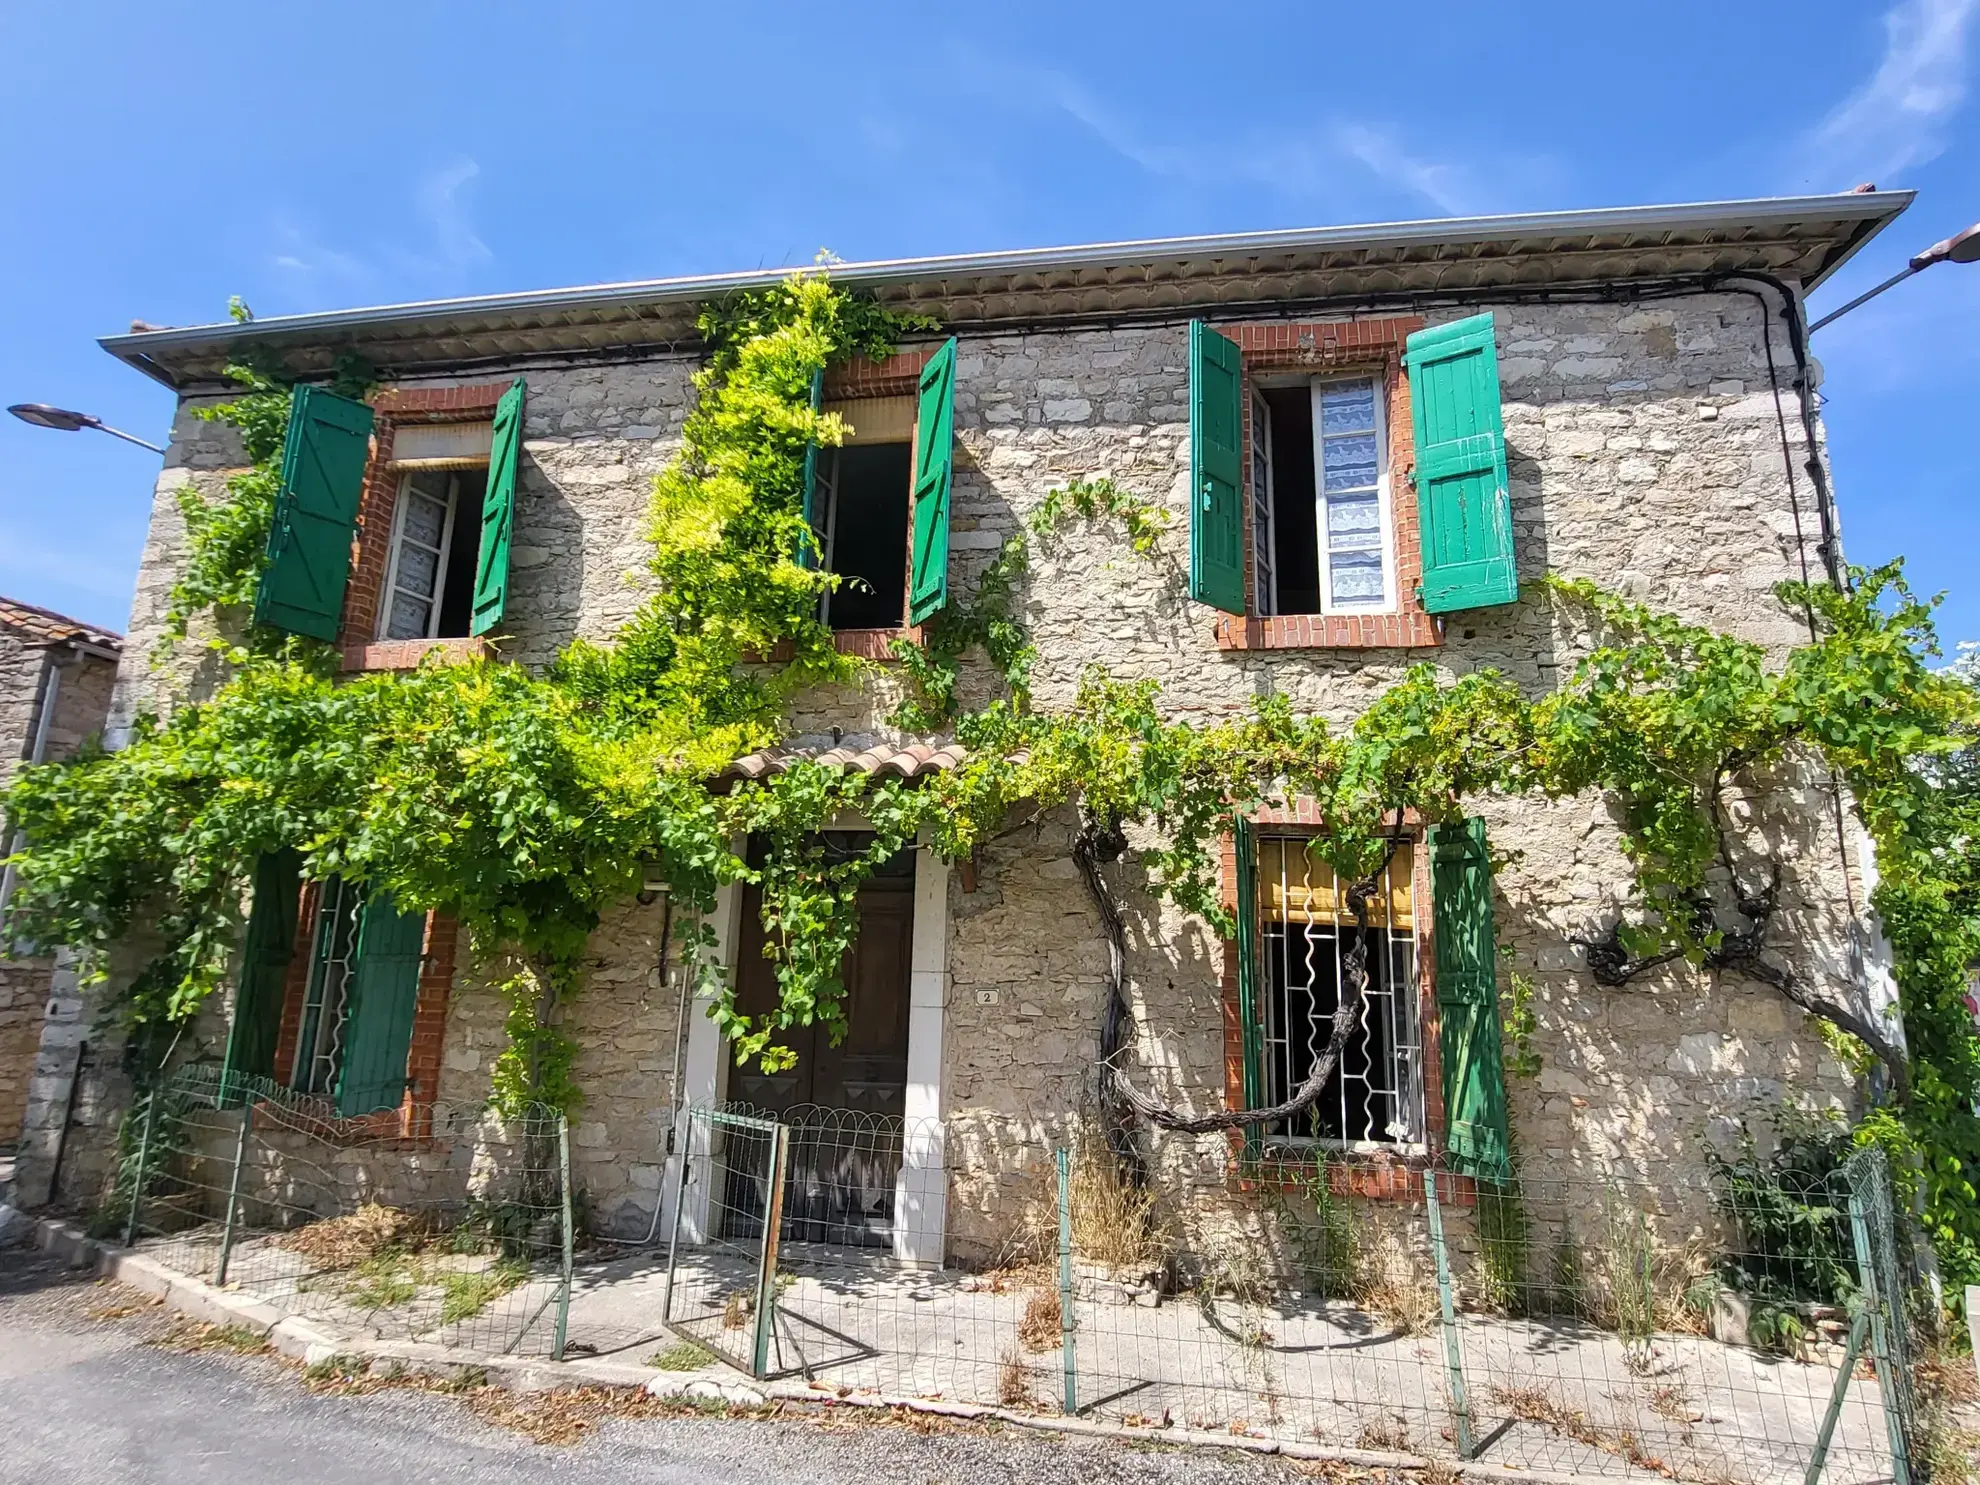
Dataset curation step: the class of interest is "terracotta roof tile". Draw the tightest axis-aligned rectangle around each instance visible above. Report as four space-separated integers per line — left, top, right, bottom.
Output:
718 733 969 786
0 596 123 649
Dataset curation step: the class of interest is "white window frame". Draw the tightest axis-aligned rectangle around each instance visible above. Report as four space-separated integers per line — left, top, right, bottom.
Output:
378 470 463 642
1309 373 1398 617
1250 391 1279 616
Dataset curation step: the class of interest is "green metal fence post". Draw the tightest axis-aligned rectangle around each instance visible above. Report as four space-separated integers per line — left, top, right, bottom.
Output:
554 1112 575 1362
214 1094 255 1287
750 1121 790 1380
1847 1167 1913 1485
122 1087 159 1249
1424 1168 1476 1460
1057 1145 1078 1416
1802 1309 1871 1485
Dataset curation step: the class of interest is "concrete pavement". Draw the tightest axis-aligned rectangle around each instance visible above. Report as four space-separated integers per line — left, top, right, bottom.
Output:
0 1234 1313 1485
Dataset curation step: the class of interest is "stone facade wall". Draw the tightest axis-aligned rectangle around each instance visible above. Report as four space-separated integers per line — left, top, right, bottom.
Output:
74 290 1872 1267
2 613 119 1154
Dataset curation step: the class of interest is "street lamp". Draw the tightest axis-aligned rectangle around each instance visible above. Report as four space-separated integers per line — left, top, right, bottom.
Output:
7 402 164 453
1808 222 1980 332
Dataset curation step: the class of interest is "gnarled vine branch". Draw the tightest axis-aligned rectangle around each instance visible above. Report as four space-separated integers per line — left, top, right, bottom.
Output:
1079 818 1402 1137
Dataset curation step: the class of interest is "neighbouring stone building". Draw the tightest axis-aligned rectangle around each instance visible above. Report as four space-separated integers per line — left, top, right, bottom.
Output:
0 597 120 1165
19 192 1915 1270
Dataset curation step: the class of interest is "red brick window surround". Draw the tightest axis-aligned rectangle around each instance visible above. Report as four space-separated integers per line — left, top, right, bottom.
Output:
811 350 939 654
268 879 457 1144
1216 802 1452 1200
337 383 512 672
1211 318 1441 652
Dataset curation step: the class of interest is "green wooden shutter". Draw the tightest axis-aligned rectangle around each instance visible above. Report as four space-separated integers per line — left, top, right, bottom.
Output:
798 367 825 569
470 378 526 636
335 894 427 1117
1431 817 1511 1181
219 849 301 1106
908 338 958 624
1189 321 1245 615
1404 313 1516 614
1233 818 1264 1113
254 385 375 640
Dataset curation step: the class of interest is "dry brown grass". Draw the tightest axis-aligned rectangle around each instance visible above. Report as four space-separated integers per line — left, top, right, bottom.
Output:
1355 1416 1415 1452
1490 1383 1674 1478
1016 1126 1166 1271
273 1203 422 1270
1354 1235 1436 1337
1017 1287 1062 1352
997 1346 1034 1407
721 1290 753 1331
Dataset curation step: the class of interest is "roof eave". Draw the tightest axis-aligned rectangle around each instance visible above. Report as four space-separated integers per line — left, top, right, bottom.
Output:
100 192 1914 392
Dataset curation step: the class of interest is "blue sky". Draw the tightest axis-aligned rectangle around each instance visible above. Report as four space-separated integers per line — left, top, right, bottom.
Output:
2 0 1976 645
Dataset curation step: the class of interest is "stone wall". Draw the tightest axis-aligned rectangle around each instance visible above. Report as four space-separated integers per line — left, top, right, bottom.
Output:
78 290 1874 1263
2 616 120 1153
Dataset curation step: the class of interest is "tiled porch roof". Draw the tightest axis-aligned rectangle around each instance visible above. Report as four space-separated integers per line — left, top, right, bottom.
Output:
719 733 968 786
0 595 123 650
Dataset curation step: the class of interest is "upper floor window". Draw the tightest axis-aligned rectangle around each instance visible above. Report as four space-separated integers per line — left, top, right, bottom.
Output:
383 420 494 641
815 397 913 631
1250 375 1394 617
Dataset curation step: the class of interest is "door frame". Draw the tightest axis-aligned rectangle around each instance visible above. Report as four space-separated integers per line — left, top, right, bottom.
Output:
669 829 950 1266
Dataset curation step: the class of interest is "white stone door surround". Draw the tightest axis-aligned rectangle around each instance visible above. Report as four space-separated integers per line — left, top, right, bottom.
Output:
669 833 950 1266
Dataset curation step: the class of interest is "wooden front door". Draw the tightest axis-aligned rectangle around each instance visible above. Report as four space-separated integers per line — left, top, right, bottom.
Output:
724 839 914 1246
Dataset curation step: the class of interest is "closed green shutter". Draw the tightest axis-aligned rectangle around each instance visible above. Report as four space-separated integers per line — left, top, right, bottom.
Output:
908 338 958 624
254 385 375 640
1404 314 1516 614
1233 818 1264 1113
219 849 301 1106
470 378 526 636
1189 321 1245 615
1431 817 1511 1182
798 367 825 569
335 894 427 1117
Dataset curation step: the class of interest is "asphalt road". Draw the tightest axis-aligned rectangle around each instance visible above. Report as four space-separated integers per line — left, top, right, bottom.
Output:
0 1234 1314 1485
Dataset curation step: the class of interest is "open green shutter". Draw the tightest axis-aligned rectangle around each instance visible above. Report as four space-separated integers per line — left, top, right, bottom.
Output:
1431 817 1511 1181
1233 818 1264 1113
470 378 526 636
1405 314 1516 614
798 367 825 569
1189 321 1245 615
219 849 301 1106
335 894 426 1117
254 385 374 641
908 338 957 624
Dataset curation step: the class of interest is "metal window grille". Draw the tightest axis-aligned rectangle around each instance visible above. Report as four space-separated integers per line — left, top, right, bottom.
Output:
1257 835 1423 1148
292 877 361 1096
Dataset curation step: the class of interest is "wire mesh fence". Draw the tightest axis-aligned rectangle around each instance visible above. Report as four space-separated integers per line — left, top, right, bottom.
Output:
97 1074 1936 1482
108 1065 574 1358
656 1107 1927 1485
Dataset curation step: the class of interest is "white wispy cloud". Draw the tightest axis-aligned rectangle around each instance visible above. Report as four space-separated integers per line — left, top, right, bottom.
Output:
265 158 492 296
418 158 491 268
957 52 1491 220
1333 125 1477 216
1803 0 1978 185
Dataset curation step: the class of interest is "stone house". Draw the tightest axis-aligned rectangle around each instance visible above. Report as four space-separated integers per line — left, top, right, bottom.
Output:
22 191 1913 1266
0 597 120 1161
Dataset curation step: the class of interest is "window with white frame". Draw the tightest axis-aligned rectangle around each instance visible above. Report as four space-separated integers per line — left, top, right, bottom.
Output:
380 421 492 641
1255 835 1423 1149
1249 375 1395 617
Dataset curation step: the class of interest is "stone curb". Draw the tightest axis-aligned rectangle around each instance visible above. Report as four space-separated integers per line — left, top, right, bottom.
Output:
37 1218 1622 1484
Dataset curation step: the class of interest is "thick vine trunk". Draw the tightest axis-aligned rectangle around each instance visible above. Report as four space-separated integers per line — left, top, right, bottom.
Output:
1075 826 1385 1139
